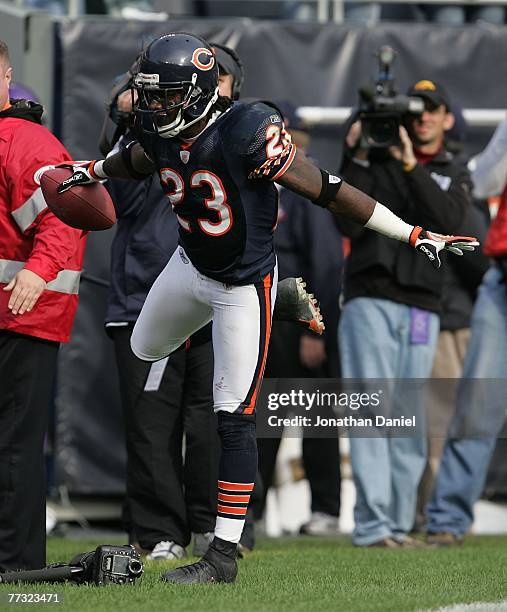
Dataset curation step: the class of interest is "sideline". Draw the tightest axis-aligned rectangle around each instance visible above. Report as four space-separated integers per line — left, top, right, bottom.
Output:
424 601 507 612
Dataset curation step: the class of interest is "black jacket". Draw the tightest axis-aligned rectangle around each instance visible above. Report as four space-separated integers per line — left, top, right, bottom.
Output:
106 175 177 324
338 149 473 312
0 99 43 124
275 186 344 362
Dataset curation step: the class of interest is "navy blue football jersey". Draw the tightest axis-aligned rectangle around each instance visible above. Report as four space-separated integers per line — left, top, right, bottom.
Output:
135 101 296 285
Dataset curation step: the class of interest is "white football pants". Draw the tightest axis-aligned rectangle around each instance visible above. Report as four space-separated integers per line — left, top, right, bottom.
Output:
131 247 277 414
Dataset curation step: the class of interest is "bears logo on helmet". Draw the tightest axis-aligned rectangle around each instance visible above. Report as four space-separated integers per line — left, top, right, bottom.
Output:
191 48 215 71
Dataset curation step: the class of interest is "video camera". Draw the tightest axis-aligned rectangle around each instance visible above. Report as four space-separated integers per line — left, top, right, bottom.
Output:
358 46 424 148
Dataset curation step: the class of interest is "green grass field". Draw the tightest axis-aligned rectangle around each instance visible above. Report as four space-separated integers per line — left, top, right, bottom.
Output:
0 536 506 611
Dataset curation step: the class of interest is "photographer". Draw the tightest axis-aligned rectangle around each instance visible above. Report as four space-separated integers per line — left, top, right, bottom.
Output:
338 79 472 548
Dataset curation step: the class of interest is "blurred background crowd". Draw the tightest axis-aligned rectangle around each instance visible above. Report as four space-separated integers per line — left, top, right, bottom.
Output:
0 0 506 568
3 0 507 24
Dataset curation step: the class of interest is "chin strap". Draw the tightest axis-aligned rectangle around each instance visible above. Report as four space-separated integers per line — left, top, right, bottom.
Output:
158 85 219 139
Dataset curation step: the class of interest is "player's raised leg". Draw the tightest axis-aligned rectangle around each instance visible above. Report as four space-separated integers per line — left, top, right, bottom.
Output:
274 276 325 335
131 248 213 361
162 269 277 584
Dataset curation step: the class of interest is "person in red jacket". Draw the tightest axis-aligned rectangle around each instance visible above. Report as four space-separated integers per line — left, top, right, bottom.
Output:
0 40 86 571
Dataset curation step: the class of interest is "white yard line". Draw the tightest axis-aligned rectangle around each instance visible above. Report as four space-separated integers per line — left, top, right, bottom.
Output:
423 601 507 612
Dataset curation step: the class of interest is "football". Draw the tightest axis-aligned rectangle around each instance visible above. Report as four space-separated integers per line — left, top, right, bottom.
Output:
40 166 116 231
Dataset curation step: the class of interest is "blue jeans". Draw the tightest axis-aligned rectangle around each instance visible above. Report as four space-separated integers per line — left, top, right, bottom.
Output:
339 298 439 545
426 266 507 536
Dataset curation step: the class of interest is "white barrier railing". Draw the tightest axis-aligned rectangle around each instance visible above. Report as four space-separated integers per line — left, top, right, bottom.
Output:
297 107 507 127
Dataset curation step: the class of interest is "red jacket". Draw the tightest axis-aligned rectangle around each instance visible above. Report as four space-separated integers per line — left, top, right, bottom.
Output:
0 101 86 342
483 186 507 258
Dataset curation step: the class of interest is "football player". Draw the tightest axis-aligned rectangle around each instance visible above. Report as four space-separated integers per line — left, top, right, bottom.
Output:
58 32 478 584
99 41 324 335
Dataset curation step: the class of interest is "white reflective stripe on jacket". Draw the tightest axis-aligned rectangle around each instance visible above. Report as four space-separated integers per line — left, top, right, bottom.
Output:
0 259 81 294
10 188 48 232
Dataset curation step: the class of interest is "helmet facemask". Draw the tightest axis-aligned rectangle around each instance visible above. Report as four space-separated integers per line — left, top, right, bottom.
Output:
134 71 218 138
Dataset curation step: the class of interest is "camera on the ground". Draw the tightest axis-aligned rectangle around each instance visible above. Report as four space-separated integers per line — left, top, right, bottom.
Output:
358 46 424 148
0 544 144 586
88 545 144 585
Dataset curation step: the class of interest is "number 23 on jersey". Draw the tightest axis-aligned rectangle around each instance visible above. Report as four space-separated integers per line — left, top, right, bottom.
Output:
159 168 233 237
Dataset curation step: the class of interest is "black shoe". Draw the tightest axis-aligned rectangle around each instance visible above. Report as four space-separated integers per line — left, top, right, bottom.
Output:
161 537 238 584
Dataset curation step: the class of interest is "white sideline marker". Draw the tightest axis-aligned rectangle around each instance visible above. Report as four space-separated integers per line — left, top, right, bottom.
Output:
423 601 507 612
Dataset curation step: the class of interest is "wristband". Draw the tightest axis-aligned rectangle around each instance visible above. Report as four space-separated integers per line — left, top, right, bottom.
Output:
409 226 423 247
312 169 343 208
89 159 108 180
403 161 417 173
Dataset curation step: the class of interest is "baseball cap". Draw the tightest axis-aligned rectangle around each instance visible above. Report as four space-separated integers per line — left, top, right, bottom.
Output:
407 79 450 109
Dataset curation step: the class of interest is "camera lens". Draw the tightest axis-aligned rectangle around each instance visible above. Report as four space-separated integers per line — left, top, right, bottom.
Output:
367 118 399 148
128 559 143 575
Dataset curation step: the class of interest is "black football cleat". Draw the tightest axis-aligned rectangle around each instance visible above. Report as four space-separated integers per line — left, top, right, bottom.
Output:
161 537 238 584
273 277 325 335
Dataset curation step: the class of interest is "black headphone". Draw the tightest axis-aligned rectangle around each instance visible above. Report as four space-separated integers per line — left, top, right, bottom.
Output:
210 43 245 101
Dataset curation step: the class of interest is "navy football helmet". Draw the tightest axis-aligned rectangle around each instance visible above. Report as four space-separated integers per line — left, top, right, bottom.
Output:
133 33 219 138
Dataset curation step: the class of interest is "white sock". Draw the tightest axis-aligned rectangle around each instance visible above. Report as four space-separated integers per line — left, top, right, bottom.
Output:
215 516 245 544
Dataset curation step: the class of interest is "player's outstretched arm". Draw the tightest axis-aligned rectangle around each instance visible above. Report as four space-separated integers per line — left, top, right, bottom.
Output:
102 143 155 178
276 149 376 224
57 143 155 193
276 149 479 269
